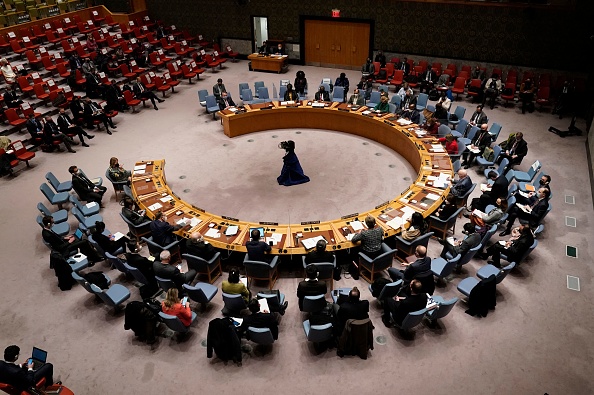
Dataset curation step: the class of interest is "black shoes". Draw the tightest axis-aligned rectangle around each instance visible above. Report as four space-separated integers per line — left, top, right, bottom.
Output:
279 301 288 315
82 143 89 147
68 149 76 153
110 124 117 129
87 135 95 139
381 315 392 328
107 130 112 135
158 99 165 103
154 106 159 110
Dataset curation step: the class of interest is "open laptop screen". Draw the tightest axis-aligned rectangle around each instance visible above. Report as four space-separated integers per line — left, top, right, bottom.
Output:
249 227 265 238
32 347 47 363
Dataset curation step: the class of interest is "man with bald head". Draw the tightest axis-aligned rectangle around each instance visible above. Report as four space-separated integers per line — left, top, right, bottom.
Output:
387 245 431 284
450 169 473 198
185 231 216 261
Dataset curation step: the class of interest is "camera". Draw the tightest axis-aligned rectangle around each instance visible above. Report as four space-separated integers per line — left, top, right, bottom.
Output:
278 140 295 150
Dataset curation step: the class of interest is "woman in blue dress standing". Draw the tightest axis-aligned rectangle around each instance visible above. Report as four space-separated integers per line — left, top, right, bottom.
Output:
277 140 310 186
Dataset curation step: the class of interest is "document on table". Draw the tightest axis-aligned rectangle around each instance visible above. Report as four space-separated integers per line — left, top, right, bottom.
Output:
386 216 403 230
190 217 202 227
301 235 326 250
426 193 440 201
205 228 221 238
433 174 450 188
160 195 173 202
225 225 239 236
397 119 412 125
401 206 416 221
480 183 492 192
468 146 480 154
350 221 364 231
112 232 125 241
446 236 456 245
265 233 283 245
431 144 445 152
346 233 356 241
176 218 190 226
147 203 162 211
312 102 325 108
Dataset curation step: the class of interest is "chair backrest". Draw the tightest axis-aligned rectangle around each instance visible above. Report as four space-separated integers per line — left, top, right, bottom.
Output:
36 202 52 216
44 172 61 191
390 95 401 106
378 280 403 300
527 160 541 178
453 77 465 90
302 294 327 313
197 89 208 104
69 194 83 210
368 91 381 104
278 85 287 99
205 95 218 110
244 260 273 278
257 292 282 312
238 83 249 99
222 292 247 312
247 327 275 345
417 93 428 107
496 262 516 283
481 224 498 246
332 86 344 101
123 261 149 285
388 103 397 114
159 312 189 333
40 183 56 201
254 81 264 93
453 105 466 120
378 84 389 94
257 86 269 100
399 308 427 330
105 251 128 274
434 254 460 278
155 276 176 292
453 159 461 173
458 243 482 267
437 124 451 138
366 245 397 271
242 88 253 102
456 119 469 135
496 158 510 176
516 240 538 264
491 145 502 162
466 126 479 142
71 272 94 292
489 123 502 140
446 207 465 228
430 297 458 320
304 321 333 343
184 284 208 304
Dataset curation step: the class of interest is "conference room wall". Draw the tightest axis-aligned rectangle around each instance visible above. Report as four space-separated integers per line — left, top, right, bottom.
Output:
144 0 589 72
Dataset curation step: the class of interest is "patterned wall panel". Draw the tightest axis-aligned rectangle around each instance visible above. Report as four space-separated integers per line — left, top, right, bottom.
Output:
144 0 588 71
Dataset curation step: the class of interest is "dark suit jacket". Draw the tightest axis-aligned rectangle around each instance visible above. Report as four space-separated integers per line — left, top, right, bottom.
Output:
72 173 96 201
217 95 236 110
490 175 510 200
455 232 481 257
403 256 432 282
314 91 329 101
527 198 549 226
468 110 488 125
4 91 22 107
421 70 437 83
393 293 427 327
239 312 278 339
150 220 179 246
152 260 184 288
185 239 216 261
347 94 365 106
297 280 327 310
245 240 271 262
0 361 35 392
42 228 69 252
509 139 528 164
132 82 149 98
472 130 492 151
337 300 369 331
42 121 60 143
70 100 84 120
305 250 334 265
506 233 534 262
57 114 75 133
397 61 410 75
451 176 473 197
26 118 44 138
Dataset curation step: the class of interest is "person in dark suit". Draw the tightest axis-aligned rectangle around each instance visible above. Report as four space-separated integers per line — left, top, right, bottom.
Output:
347 88 365 106
467 105 488 128
470 171 510 212
374 50 386 68
133 77 164 110
284 83 299 101
294 70 308 96
334 72 349 98
258 41 270 55
83 98 116 134
150 211 187 247
43 116 77 152
26 113 44 141
57 108 94 147
461 124 492 168
439 223 481 267
124 252 156 286
69 53 83 71
419 68 438 94
217 91 236 110
0 345 55 393
314 85 329 101
361 58 374 79
237 299 279 340
450 169 473 198
274 43 285 55
69 96 85 127
433 194 458 220
3 85 23 108
335 287 369 334
397 57 411 76
382 279 427 327
212 78 227 100
479 224 534 267
105 80 128 111
185 232 216 261
387 246 431 284
41 216 102 262
91 221 137 254
500 188 550 236
304 240 334 265
400 103 420 124
498 132 528 173
245 229 272 262
399 89 417 110
69 165 106 204
515 175 551 206
152 250 197 293
297 263 328 311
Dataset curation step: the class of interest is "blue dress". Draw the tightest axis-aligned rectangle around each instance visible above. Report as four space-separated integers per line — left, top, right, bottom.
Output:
277 151 310 186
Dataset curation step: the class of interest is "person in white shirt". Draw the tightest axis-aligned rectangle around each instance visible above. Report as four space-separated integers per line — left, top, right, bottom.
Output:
437 91 451 111
397 81 413 101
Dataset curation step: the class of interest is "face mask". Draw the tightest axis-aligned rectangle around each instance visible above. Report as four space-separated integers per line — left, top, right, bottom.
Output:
539 179 546 186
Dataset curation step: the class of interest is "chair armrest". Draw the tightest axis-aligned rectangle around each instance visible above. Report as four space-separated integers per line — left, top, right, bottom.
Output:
207 251 221 264
162 239 180 250
269 256 279 268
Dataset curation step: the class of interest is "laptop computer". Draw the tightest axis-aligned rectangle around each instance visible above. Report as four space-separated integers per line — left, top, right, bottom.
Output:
249 227 265 238
73 228 84 240
30 347 47 369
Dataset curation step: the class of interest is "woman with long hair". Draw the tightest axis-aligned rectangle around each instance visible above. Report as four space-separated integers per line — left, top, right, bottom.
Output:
161 288 193 327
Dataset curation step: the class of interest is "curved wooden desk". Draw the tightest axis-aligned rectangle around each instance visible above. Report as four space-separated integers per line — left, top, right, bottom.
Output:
131 101 453 255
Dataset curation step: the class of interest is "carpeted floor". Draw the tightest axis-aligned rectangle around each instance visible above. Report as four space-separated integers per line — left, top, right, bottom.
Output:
0 60 593 395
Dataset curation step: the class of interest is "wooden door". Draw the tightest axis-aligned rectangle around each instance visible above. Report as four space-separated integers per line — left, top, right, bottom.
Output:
304 19 370 69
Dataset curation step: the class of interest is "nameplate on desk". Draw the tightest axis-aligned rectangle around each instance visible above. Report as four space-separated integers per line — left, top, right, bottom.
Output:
259 221 279 226
383 120 395 126
375 201 390 209
259 106 273 110
341 213 359 220
300 221 320 225
222 215 239 222
191 206 205 213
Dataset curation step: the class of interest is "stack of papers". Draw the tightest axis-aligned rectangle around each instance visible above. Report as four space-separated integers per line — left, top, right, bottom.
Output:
225 225 239 236
112 232 125 241
480 183 492 192
228 107 239 113
401 206 416 221
265 233 283 245
176 218 190 226
301 235 326 250
160 195 173 202
190 218 202 227
258 297 270 312
70 253 87 263
312 102 325 108
468 146 481 154
350 221 364 231
397 119 412 125
431 144 445 153
386 217 403 230
432 173 450 188
147 202 162 211
425 193 440 201
133 164 146 175
346 233 356 241
205 228 221 238
362 110 372 115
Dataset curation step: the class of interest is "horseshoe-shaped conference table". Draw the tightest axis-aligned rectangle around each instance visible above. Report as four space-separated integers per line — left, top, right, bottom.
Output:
131 100 453 256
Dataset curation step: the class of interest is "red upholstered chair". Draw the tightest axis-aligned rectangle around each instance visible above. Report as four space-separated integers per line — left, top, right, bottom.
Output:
22 36 40 51
389 69 404 89
372 61 381 79
33 83 50 103
160 37 174 52
5 109 27 129
104 15 119 27
140 73 156 91
61 40 76 57
458 70 470 84
119 41 133 56
204 54 220 72
390 57 400 65
146 32 160 46
188 61 205 79
149 52 164 69
500 81 516 107
32 25 47 42
182 30 196 44
74 69 87 89
432 62 442 75
467 79 483 102
10 140 35 167
20 102 41 118
226 45 239 62
119 23 132 36
535 87 551 111
418 60 428 73
25 50 42 70
92 30 107 46
447 63 457 78
162 72 180 91
17 76 34 95
0 36 10 53
129 60 146 74
106 35 120 49
451 77 466 98
181 64 197 83
92 10 105 25
123 90 141 112
10 40 27 57
166 62 183 80
174 43 190 58
120 64 137 82
56 62 71 79
154 76 172 97
42 56 57 74
492 67 502 78
196 34 209 48
133 28 147 41
77 22 91 35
